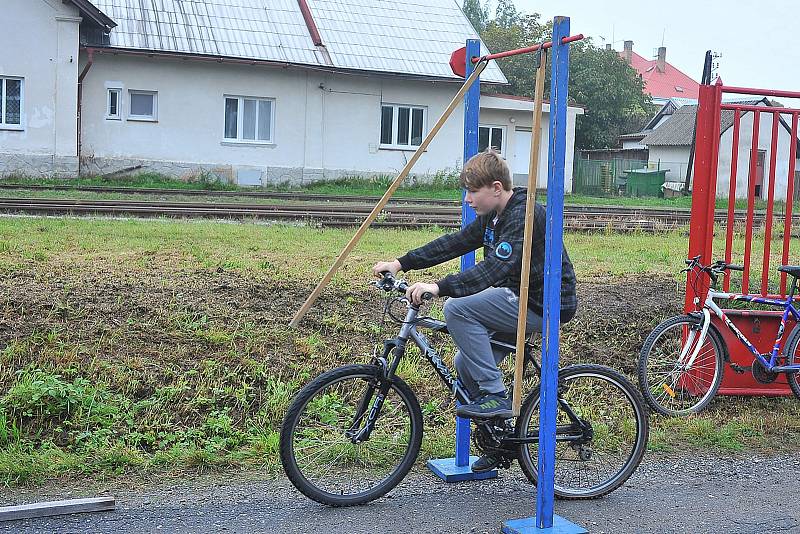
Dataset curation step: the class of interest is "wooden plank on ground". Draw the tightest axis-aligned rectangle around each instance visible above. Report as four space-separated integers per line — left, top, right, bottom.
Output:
0 496 116 522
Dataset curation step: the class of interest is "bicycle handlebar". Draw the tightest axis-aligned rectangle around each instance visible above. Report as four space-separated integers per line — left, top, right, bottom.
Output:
683 256 744 287
373 272 433 301
684 256 743 274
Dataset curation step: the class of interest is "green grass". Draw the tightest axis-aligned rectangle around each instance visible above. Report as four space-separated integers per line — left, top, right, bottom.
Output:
1 215 799 486
0 172 239 192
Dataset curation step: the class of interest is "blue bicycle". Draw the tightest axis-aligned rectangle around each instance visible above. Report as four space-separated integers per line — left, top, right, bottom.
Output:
638 256 800 416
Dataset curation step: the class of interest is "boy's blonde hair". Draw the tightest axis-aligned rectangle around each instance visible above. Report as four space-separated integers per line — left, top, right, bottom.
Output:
459 149 512 191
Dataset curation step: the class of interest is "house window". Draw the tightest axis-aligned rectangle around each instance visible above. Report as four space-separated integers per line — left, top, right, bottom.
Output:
0 77 23 129
128 90 157 121
380 104 426 149
479 125 505 155
107 89 121 120
224 96 274 143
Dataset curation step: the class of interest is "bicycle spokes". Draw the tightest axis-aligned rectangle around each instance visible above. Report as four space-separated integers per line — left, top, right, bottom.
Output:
287 370 419 501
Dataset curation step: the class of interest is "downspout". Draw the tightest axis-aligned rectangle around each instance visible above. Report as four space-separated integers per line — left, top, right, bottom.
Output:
77 47 95 177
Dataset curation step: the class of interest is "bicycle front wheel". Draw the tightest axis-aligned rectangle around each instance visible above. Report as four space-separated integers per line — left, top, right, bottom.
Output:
638 314 724 416
516 364 649 500
279 364 423 506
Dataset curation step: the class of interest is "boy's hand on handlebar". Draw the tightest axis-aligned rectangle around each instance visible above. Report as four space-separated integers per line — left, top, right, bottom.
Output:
406 282 439 305
372 260 402 278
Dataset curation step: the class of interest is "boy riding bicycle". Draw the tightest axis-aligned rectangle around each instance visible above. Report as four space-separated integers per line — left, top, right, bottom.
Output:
373 149 578 470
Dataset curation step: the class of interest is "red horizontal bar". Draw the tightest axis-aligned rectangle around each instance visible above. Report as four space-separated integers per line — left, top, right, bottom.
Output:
472 34 584 63
722 85 800 99
721 104 800 114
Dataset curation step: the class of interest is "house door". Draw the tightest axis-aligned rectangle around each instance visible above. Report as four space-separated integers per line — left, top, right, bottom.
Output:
749 149 766 198
512 127 547 188
512 127 531 187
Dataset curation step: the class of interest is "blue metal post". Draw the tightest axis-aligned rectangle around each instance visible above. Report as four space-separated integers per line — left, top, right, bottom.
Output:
536 16 569 529
503 16 586 534
426 38 496 483
456 37 481 467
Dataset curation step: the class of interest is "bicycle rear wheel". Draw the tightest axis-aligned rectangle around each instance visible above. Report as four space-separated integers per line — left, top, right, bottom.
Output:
782 324 800 400
516 364 649 499
638 314 724 416
279 364 423 506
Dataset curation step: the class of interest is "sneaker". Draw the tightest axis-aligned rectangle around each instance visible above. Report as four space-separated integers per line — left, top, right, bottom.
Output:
471 452 503 473
456 392 513 419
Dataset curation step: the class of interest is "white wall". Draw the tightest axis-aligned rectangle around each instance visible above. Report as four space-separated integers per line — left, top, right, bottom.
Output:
80 54 471 181
0 0 80 170
647 145 689 182
716 110 796 201
79 53 581 188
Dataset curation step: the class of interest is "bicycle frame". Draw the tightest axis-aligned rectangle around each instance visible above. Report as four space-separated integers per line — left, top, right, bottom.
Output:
366 301 584 447
700 288 800 372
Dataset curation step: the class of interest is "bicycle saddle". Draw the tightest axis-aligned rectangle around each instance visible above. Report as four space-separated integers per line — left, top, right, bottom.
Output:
778 265 800 278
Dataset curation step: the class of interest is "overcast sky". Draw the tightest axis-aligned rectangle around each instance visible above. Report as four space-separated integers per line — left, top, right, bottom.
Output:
510 0 800 102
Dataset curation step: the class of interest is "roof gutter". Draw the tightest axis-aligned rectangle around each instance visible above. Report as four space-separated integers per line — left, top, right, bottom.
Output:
77 48 95 176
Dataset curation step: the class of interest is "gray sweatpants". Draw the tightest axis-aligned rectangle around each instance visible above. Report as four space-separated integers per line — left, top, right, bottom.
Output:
443 287 543 398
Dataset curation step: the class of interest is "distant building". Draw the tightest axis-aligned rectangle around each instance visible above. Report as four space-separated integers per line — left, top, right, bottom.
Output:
619 41 700 106
641 98 800 200
2 0 582 190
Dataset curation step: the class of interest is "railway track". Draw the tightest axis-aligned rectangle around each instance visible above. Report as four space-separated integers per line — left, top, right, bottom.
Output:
0 185 791 232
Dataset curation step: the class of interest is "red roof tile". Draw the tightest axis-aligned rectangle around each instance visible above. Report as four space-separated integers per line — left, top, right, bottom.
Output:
624 51 700 100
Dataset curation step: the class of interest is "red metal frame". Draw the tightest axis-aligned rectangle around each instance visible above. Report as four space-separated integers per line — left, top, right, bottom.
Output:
687 81 800 395
449 34 584 77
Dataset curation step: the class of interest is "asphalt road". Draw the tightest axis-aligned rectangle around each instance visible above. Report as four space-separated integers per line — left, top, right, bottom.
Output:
2 453 798 534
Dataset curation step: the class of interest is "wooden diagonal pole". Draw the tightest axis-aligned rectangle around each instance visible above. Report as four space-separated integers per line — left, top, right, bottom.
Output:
512 49 548 416
289 59 489 327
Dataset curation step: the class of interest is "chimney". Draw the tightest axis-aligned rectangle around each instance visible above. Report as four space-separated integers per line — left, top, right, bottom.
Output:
605 43 611 50
657 46 666 73
623 40 633 63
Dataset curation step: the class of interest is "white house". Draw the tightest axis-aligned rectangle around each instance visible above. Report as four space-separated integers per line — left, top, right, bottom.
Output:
641 98 800 200
2 0 582 190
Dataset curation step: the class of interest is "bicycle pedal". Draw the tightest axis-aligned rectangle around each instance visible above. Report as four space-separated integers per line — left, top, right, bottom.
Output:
730 363 749 374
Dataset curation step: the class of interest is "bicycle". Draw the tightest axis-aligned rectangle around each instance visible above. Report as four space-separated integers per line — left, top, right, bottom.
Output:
638 256 800 416
279 272 649 506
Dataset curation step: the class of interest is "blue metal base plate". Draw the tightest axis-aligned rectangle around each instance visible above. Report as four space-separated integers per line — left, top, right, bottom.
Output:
426 456 497 482
502 515 588 534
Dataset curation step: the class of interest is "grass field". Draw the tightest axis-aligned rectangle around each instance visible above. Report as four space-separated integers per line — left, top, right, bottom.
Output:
1 215 799 487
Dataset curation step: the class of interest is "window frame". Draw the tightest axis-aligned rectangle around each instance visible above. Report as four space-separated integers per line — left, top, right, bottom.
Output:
222 95 276 145
106 88 122 120
0 76 24 131
478 124 507 156
379 103 427 150
127 89 158 122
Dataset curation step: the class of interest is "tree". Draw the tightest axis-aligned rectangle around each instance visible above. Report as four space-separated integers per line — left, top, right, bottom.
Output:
494 0 520 29
462 0 488 32
568 41 651 149
477 13 651 149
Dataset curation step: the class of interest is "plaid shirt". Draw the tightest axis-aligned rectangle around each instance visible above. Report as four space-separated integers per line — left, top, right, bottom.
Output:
397 188 577 322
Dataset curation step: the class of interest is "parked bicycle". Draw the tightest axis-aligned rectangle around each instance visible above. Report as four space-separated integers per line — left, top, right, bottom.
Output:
638 256 800 416
280 272 649 506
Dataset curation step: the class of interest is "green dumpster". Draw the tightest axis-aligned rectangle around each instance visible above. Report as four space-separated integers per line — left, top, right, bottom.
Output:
626 168 668 197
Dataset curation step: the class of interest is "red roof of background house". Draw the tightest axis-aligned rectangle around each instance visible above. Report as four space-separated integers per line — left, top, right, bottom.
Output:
625 51 700 100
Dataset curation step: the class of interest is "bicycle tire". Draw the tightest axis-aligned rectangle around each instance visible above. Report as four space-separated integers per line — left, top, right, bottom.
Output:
515 364 649 500
638 314 724 416
279 364 423 506
783 324 800 400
